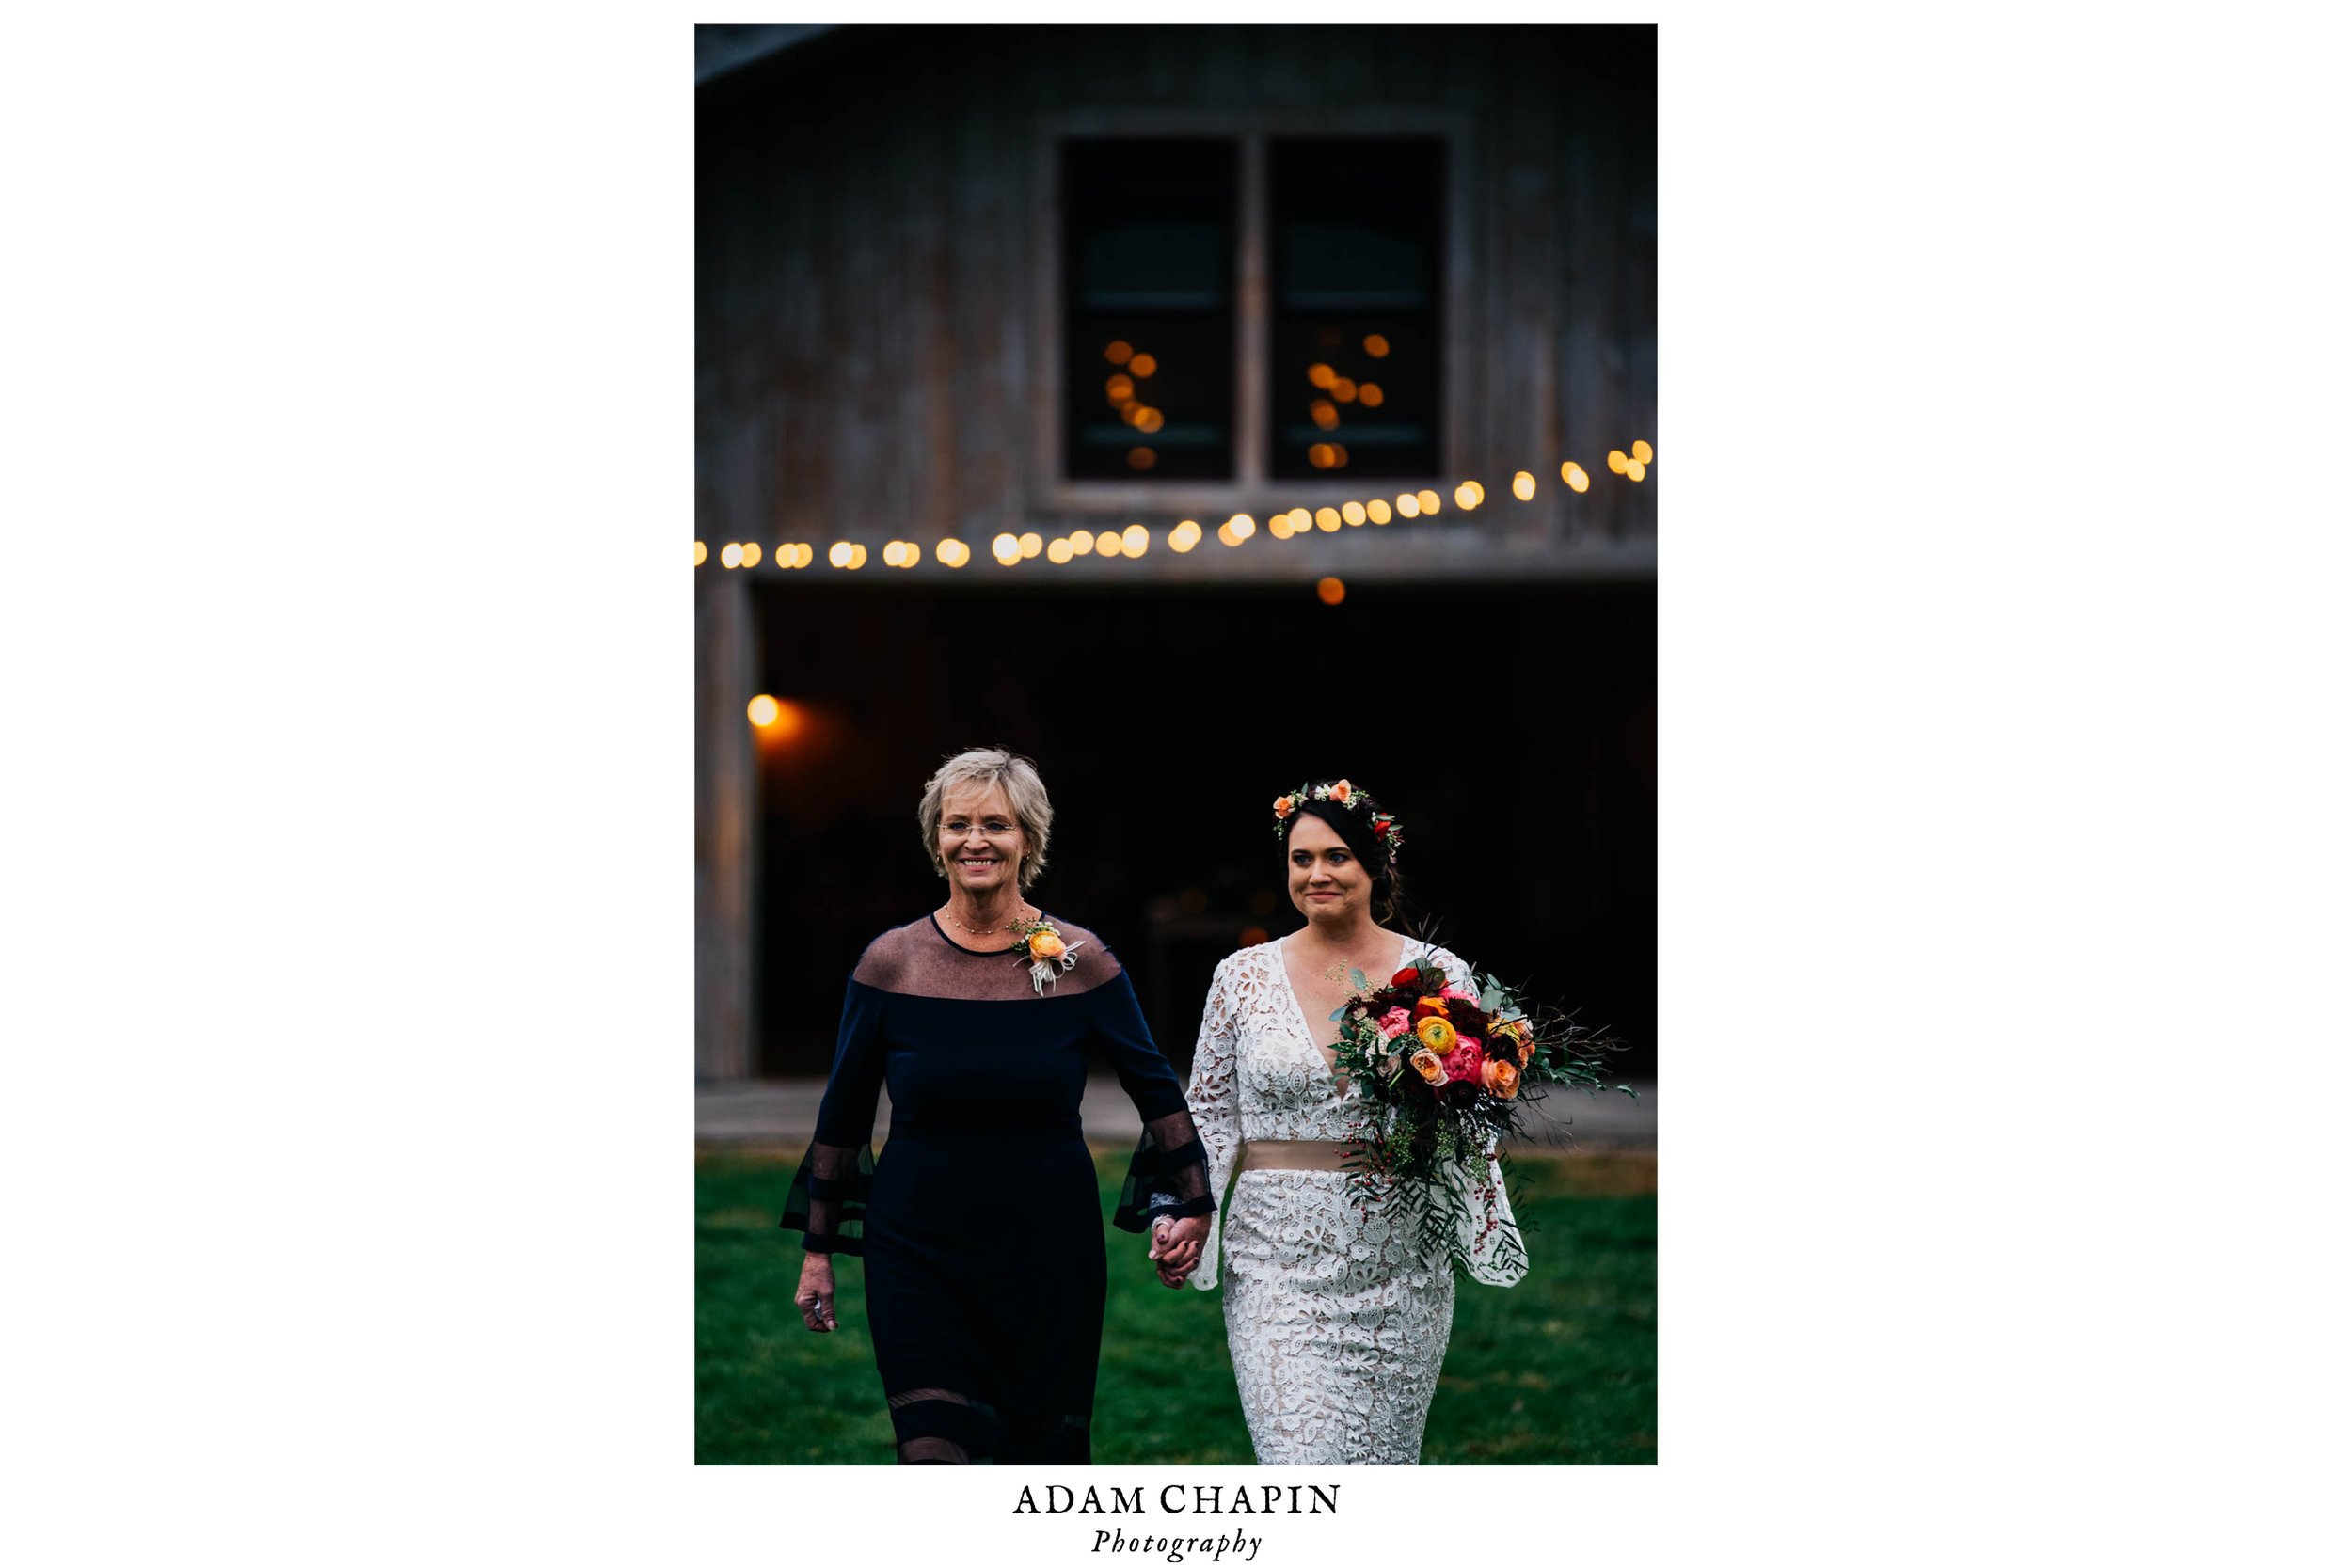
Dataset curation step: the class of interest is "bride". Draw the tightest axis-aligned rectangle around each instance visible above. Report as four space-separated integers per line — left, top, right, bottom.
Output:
1153 780 1524 1465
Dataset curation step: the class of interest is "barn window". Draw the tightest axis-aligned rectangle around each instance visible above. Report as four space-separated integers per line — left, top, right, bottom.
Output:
1266 137 1444 481
1060 139 1238 481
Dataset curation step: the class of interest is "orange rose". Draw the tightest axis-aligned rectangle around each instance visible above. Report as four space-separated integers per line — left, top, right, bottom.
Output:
1409 1047 1447 1085
1414 1015 1457 1053
1482 1058 1520 1099
1027 929 1066 960
1272 796 1295 819
1329 780 1353 803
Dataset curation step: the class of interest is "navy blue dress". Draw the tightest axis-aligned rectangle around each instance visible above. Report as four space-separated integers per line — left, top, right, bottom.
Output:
781 915 1212 1464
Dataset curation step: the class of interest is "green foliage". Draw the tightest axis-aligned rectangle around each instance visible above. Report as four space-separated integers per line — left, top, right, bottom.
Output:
696 1149 1654 1465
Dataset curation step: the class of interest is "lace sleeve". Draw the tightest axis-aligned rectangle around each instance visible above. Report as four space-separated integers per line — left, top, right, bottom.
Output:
1082 970 1215 1231
779 977 886 1257
1181 957 1244 1290
1419 942 1529 1287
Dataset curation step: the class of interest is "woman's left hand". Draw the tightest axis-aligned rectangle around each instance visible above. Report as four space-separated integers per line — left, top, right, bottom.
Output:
1149 1214 1212 1288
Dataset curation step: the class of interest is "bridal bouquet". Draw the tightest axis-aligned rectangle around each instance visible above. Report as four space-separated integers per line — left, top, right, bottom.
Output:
1327 958 1630 1275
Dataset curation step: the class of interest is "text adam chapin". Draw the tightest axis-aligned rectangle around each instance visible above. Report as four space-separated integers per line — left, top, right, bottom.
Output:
1013 1484 1341 1563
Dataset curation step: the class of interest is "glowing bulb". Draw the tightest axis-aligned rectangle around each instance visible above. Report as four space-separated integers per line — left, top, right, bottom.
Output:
1070 531 1095 557
1095 530 1122 557
1367 499 1391 524
1129 354 1157 378
1216 520 1238 547
1608 450 1628 474
721 543 743 568
1121 524 1148 555
1105 373 1135 402
1308 363 1336 388
1308 443 1332 469
1316 577 1346 606
744 543 766 566
936 540 967 566
992 533 1020 563
1626 459 1646 482
1342 500 1366 526
847 544 867 569
1019 531 1042 559
1417 489 1441 515
1564 461 1590 493
1285 508 1309 531
1268 513 1295 540
1105 341 1133 365
1396 493 1421 518
1310 400 1340 430
1224 514 1254 545
1631 439 1653 464
1169 519 1200 552
748 695 781 728
1512 471 1536 501
1127 447 1157 471
1328 444 1347 468
1046 537 1073 563
1136 407 1166 434
1359 383 1384 408
1314 507 1341 532
1330 377 1357 403
823 542 848 568
1363 335 1390 357
693 540 707 565
1454 483 1481 510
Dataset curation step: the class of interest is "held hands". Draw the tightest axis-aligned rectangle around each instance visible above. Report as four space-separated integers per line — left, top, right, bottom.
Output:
795 1254 837 1333
1148 1214 1211 1289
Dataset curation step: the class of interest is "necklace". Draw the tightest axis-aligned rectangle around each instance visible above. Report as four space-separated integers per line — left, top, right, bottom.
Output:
946 904 1030 937
1303 942 1383 984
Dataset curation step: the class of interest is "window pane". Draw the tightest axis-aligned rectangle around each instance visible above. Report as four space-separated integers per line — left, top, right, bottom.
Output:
1268 138 1443 481
1062 140 1236 481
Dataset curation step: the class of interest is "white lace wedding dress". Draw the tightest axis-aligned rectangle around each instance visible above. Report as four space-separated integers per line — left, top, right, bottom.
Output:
1184 939 1525 1465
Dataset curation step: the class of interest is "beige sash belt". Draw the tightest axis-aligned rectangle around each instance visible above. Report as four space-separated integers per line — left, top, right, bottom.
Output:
1239 1139 1356 1172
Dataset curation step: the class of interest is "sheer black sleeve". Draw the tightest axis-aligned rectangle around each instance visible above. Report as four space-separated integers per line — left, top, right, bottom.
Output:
779 977 887 1256
1083 969 1214 1231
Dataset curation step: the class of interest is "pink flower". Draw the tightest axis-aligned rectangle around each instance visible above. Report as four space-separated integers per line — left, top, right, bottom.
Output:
1439 1038 1486 1084
1440 985 1477 1003
1377 1007 1411 1038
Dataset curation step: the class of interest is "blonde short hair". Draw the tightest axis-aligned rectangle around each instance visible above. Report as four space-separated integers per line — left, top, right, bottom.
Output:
917 748 1054 891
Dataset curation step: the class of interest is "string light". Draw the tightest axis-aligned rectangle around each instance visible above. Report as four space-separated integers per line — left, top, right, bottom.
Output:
1130 354 1157 378
1105 341 1133 365
702 439 1651 577
1330 377 1357 403
1362 335 1390 358
1308 363 1336 388
1359 383 1384 407
1316 577 1346 606
748 695 781 727
1127 447 1157 471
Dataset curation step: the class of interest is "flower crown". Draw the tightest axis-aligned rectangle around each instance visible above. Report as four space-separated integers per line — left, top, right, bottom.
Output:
1270 779 1405 859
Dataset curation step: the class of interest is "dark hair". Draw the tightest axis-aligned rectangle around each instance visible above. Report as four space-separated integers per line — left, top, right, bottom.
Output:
1281 781 1405 923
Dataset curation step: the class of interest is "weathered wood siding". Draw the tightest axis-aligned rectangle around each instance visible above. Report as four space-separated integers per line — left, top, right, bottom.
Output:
697 24 1656 576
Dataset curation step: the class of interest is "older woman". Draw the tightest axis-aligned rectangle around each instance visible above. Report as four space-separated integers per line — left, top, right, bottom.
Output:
782 747 1214 1464
1173 779 1524 1465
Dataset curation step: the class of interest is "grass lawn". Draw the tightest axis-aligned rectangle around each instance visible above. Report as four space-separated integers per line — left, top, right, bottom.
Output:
696 1148 1653 1465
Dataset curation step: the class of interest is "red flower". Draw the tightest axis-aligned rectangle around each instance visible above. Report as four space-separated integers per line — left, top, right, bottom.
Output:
1391 966 1421 990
